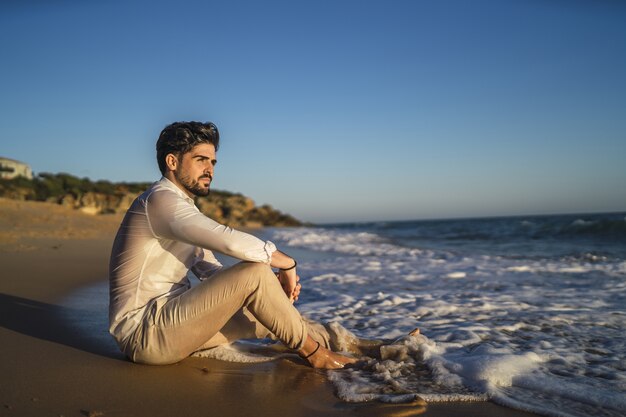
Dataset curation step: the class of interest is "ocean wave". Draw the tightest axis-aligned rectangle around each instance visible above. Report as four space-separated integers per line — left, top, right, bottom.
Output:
277 226 626 416
324 213 626 243
555 217 626 239
328 330 625 416
271 228 426 257
267 218 626 417
496 216 626 242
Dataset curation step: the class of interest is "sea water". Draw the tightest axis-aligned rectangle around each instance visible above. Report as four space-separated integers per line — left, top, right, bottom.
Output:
259 212 626 417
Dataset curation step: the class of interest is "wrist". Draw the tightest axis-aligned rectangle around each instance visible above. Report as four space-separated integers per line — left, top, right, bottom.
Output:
279 259 297 272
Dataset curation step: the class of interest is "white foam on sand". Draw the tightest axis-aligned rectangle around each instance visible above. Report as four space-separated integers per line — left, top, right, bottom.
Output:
268 227 626 417
193 340 298 363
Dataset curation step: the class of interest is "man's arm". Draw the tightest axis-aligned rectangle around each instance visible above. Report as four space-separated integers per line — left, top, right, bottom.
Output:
269 250 295 270
148 190 276 263
148 189 301 300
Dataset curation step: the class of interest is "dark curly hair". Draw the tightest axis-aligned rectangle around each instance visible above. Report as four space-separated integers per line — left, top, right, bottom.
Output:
156 121 220 175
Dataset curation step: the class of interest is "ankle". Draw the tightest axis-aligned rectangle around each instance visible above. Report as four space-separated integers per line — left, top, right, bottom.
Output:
302 341 321 359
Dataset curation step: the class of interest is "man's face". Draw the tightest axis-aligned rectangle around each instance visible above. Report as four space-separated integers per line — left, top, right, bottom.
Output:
173 143 217 197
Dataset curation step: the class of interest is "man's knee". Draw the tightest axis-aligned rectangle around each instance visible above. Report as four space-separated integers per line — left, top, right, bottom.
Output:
233 262 275 285
235 261 273 273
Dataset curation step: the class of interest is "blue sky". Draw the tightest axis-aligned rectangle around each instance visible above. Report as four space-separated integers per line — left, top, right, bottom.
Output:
1 0 625 223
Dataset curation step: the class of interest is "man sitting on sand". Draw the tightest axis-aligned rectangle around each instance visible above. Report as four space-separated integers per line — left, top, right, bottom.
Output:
108 121 356 369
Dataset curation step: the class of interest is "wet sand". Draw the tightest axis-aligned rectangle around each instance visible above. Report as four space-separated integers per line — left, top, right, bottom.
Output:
0 198 538 417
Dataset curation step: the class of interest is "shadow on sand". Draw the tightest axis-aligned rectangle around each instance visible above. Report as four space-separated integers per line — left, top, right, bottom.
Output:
0 292 124 360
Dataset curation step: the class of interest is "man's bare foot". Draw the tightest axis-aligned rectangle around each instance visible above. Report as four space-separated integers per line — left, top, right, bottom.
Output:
305 344 357 369
299 337 357 369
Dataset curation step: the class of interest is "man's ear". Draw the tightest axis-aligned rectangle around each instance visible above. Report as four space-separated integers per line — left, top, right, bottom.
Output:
165 153 178 172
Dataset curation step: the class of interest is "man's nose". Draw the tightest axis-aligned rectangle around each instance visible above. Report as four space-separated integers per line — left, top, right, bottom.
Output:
204 164 214 177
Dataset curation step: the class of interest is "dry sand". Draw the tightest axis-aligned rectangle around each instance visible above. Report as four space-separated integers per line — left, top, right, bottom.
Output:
0 198 538 417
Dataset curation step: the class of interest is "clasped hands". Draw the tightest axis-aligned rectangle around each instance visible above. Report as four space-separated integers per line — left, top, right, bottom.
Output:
276 268 301 303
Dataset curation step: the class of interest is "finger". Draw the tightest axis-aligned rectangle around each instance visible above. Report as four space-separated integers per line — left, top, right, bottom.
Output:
292 285 301 299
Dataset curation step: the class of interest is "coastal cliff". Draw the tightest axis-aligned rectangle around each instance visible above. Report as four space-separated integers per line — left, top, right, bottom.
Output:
0 173 302 228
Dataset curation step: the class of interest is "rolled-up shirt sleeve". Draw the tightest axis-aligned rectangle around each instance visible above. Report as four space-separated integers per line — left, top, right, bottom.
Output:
146 189 277 263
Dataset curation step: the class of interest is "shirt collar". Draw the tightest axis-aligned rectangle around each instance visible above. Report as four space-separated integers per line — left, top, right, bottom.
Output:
157 177 196 205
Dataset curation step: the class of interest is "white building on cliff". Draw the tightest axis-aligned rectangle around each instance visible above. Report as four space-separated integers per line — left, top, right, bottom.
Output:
0 157 33 180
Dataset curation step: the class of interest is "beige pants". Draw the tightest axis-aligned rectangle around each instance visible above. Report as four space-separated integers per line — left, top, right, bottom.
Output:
126 262 332 365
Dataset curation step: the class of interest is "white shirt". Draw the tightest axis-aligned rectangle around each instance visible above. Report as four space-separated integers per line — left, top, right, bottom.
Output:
108 177 277 347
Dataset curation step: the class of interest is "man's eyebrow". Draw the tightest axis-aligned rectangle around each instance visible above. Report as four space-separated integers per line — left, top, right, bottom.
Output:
193 154 217 163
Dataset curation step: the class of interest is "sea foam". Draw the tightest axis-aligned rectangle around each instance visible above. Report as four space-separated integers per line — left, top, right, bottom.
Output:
268 225 626 417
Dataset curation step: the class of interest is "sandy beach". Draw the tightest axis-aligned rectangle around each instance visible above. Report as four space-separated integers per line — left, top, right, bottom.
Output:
0 198 538 417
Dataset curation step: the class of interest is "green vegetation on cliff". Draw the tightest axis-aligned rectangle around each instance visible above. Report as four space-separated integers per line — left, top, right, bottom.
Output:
0 173 302 227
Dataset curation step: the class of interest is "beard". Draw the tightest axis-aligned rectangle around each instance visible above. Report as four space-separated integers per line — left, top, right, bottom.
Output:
175 171 211 197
